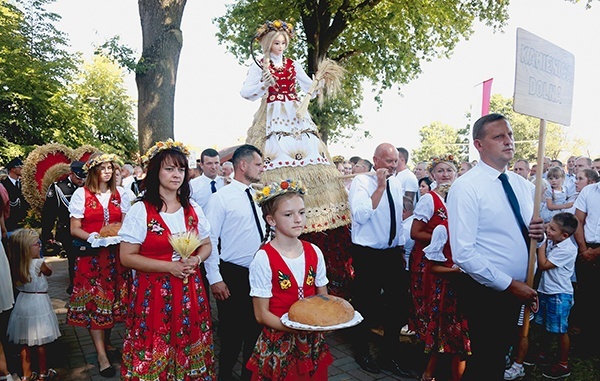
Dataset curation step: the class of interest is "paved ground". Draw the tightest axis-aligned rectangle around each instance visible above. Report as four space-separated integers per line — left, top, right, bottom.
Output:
2 257 426 381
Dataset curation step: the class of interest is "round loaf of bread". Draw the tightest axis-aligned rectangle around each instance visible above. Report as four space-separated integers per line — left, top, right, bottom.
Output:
288 294 354 326
98 222 122 237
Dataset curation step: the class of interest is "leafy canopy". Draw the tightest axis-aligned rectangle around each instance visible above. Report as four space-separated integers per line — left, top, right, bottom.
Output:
214 0 510 142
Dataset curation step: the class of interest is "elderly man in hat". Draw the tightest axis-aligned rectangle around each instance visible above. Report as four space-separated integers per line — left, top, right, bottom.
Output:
41 161 86 294
1 157 30 236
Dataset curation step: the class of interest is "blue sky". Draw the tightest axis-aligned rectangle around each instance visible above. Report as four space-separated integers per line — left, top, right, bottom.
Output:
48 0 600 164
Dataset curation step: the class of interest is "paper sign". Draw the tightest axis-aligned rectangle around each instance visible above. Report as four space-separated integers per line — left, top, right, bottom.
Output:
513 28 574 126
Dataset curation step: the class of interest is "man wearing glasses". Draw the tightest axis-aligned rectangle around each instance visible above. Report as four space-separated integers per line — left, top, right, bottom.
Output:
41 161 86 294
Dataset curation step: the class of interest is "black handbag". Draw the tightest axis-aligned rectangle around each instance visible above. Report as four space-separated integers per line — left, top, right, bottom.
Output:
72 238 100 257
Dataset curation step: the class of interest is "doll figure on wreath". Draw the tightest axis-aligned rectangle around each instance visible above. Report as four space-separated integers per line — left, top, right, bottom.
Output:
241 20 353 299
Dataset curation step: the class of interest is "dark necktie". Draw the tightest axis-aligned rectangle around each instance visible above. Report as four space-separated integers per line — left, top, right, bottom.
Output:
245 188 265 242
210 180 217 193
386 180 396 247
16 178 21 189
498 172 530 245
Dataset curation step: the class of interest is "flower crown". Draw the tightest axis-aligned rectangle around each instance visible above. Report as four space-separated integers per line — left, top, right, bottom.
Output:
83 153 123 172
332 155 345 164
254 179 306 207
141 139 190 165
427 154 458 173
254 19 294 41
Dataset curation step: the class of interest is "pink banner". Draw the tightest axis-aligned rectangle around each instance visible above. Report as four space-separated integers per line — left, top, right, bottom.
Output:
481 78 493 116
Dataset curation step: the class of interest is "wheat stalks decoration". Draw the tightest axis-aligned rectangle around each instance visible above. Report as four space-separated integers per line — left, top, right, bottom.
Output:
296 58 346 119
168 231 202 284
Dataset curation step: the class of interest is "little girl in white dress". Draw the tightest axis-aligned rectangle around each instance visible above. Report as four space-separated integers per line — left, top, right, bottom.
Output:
7 229 60 381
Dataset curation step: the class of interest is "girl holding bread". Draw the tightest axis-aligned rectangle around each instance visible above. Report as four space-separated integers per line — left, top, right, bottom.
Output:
247 179 333 380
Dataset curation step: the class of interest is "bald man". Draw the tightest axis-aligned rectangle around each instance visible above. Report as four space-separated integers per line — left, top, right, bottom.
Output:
348 143 411 377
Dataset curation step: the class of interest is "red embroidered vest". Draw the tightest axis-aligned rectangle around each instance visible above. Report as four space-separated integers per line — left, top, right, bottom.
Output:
266 58 299 103
264 240 318 318
82 188 122 232
430 191 454 268
140 201 199 262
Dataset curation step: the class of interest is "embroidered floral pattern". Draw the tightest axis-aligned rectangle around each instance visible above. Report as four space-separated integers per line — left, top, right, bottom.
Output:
110 198 121 209
306 266 316 286
278 270 292 290
436 208 447 220
147 219 165 235
85 199 98 210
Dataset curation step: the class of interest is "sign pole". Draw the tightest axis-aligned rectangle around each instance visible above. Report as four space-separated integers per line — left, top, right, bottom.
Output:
522 118 546 337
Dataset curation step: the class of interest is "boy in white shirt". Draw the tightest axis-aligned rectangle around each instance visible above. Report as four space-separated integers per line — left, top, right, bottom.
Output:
533 212 578 379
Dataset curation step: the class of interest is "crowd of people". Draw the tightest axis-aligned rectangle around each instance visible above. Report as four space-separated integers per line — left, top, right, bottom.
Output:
1 18 600 381
1 112 600 381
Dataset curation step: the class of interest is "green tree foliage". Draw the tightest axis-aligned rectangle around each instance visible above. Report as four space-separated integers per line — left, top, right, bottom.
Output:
412 121 469 164
412 94 574 166
62 55 138 158
0 0 137 163
214 0 510 143
0 0 76 157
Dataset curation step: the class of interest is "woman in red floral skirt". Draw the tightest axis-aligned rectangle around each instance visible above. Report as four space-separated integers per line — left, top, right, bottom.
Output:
119 140 215 381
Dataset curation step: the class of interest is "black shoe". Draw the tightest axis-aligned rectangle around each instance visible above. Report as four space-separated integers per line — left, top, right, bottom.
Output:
107 348 122 363
355 354 381 374
99 365 116 378
379 358 412 378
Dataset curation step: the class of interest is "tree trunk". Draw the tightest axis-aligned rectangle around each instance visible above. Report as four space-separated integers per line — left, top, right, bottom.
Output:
137 0 187 154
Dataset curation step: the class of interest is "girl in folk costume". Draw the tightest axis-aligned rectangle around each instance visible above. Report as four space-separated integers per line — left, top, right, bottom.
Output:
119 140 216 381
408 156 470 381
7 229 60 381
241 20 353 298
67 152 133 377
247 180 332 380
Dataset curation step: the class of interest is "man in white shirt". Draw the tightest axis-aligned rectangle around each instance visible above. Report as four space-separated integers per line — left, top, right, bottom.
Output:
348 143 411 377
204 144 264 381
395 147 419 202
222 161 234 179
190 148 225 210
512 159 530 180
447 114 545 380
573 181 600 354
121 163 135 191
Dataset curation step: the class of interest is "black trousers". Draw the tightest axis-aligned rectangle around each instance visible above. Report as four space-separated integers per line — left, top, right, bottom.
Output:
350 244 408 357
456 275 521 381
574 242 600 347
216 260 261 381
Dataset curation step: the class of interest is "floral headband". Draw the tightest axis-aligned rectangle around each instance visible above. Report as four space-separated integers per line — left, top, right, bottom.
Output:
141 139 190 165
332 155 345 164
255 20 294 41
427 154 458 173
83 153 123 172
254 179 306 207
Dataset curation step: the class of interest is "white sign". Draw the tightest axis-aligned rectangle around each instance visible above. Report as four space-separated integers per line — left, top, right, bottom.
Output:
513 28 575 126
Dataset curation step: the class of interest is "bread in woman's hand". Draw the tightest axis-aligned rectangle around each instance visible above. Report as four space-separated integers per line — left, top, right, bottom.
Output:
98 222 122 237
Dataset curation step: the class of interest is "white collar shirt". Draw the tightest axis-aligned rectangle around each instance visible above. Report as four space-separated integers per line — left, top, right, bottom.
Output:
447 160 536 291
538 238 577 295
574 182 600 244
349 173 405 249
564 172 577 198
190 174 225 210
203 179 264 285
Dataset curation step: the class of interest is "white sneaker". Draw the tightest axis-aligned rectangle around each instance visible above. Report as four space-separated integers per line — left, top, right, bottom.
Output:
400 324 415 336
504 363 525 380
